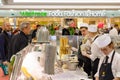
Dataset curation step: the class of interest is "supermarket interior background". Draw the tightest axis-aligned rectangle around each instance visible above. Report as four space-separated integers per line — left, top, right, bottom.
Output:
0 0 120 80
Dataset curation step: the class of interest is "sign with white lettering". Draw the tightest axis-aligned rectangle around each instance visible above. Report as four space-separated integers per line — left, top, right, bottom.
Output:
19 10 105 17
0 10 120 17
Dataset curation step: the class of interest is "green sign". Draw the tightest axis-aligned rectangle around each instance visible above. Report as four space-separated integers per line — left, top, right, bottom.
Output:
20 11 47 17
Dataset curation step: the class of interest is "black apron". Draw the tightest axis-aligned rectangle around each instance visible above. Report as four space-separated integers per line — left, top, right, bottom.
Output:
99 51 115 80
91 35 100 80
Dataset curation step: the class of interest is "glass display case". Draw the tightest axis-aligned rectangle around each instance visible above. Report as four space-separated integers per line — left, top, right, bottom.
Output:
10 36 93 80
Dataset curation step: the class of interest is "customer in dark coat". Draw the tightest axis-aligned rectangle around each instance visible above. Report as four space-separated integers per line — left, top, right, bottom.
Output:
0 22 12 75
8 22 31 61
62 25 70 35
0 27 2 33
31 24 41 39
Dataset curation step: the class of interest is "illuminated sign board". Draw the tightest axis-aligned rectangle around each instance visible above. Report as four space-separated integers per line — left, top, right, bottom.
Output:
0 10 120 17
19 11 105 17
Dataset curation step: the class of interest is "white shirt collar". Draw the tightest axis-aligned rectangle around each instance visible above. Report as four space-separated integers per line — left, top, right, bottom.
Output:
103 50 114 63
107 50 114 58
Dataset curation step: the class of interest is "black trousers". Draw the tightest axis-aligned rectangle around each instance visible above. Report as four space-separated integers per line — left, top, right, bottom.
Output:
83 58 92 76
78 57 92 76
92 58 100 80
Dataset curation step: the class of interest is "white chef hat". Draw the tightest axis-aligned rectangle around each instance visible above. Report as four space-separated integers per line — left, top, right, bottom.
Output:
79 23 88 28
88 25 97 32
95 34 111 48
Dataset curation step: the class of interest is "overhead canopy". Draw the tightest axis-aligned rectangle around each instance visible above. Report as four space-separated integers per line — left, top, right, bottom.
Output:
0 0 120 10
13 0 120 3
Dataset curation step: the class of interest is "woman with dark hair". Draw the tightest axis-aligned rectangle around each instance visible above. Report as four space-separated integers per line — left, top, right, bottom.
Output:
31 24 41 39
62 25 70 35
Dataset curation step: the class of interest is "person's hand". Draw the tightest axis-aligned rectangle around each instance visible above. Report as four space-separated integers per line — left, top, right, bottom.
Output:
95 77 99 80
113 77 120 80
81 51 87 56
3 61 9 65
80 44 86 51
71 47 78 52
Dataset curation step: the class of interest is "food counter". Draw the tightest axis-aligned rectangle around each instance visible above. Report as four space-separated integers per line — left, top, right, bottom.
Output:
10 35 120 80
10 41 92 80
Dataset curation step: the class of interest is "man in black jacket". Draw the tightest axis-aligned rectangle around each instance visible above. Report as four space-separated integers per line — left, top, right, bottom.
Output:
9 22 31 61
0 22 12 75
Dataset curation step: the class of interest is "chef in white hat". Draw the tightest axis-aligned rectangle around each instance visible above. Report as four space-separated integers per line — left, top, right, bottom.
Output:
94 34 120 80
71 23 91 76
79 23 88 37
81 25 103 80
77 23 92 76
71 23 88 50
72 23 91 76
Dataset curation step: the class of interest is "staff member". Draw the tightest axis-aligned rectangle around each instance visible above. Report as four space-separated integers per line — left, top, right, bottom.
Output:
80 23 89 44
95 34 120 80
79 23 92 76
81 25 103 80
109 24 119 36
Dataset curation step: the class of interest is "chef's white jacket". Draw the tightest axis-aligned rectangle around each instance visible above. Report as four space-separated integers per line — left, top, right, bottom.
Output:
95 50 120 78
109 28 118 36
85 34 104 61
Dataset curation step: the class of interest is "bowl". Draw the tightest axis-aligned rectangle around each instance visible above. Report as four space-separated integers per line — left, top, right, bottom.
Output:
68 61 78 70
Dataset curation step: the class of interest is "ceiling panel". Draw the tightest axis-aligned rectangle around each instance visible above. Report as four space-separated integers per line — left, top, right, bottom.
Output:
13 0 120 3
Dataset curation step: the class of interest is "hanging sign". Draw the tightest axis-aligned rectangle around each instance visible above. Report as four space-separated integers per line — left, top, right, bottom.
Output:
0 10 120 17
19 10 106 17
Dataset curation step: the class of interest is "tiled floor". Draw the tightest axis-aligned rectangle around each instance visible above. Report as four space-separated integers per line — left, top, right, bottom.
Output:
0 68 9 80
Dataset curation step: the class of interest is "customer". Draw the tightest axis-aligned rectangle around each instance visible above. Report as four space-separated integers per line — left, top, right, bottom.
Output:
31 24 41 39
0 22 12 75
8 22 31 61
0 27 2 33
95 34 120 80
12 28 20 35
62 25 70 35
